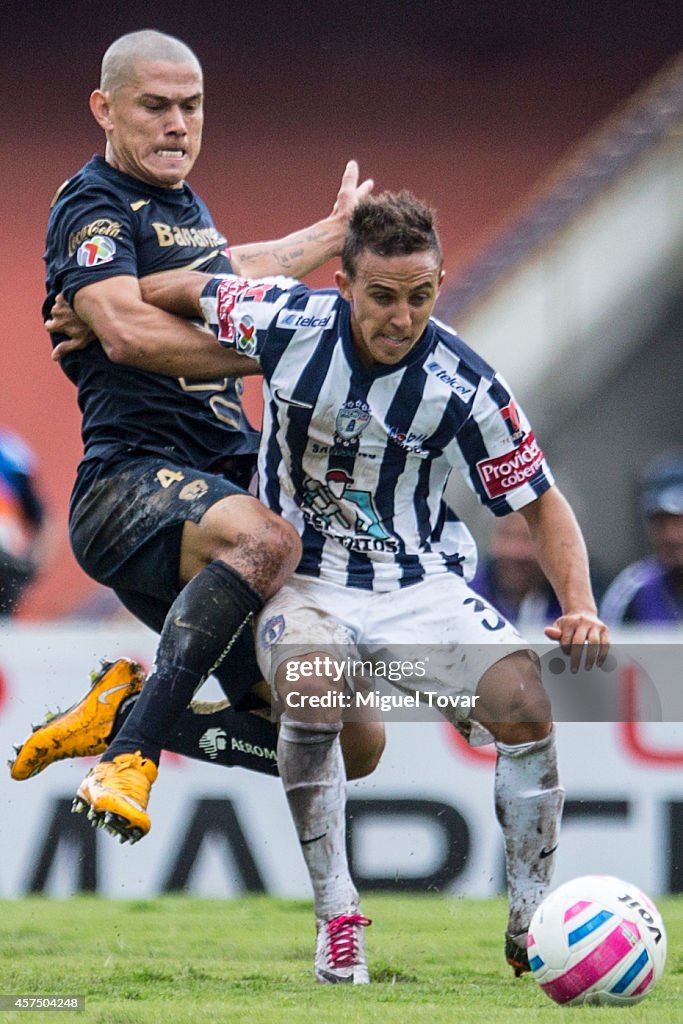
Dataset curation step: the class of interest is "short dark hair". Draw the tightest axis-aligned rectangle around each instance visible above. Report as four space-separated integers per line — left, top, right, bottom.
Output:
341 191 442 279
101 30 202 94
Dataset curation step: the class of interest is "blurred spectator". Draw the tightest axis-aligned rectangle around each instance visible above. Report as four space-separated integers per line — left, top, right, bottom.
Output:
601 453 683 625
473 513 607 633
471 512 563 633
0 427 52 615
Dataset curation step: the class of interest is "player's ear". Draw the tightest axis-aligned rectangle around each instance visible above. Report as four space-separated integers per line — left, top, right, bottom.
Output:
335 269 352 301
90 89 113 130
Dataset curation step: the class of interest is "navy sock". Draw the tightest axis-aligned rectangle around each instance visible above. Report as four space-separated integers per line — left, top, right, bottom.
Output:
104 560 263 764
110 696 279 777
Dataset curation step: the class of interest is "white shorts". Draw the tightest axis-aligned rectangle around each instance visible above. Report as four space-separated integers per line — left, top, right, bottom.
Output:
255 573 532 731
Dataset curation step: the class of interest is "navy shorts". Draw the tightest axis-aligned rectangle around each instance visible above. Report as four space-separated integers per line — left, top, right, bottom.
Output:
69 452 263 705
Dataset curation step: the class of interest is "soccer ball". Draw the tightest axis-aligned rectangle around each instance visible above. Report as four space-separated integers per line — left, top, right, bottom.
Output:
528 875 667 1006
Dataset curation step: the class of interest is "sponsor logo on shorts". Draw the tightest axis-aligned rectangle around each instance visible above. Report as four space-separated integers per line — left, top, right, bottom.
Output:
426 360 476 402
231 737 277 761
276 309 335 330
179 479 209 501
76 235 116 267
198 727 227 759
476 432 544 498
260 614 285 648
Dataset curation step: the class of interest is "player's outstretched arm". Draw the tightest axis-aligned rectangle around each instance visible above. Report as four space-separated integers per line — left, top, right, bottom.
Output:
229 160 373 278
138 269 209 318
48 276 259 379
519 487 610 670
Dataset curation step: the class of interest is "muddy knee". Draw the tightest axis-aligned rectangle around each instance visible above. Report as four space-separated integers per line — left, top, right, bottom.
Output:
476 651 552 746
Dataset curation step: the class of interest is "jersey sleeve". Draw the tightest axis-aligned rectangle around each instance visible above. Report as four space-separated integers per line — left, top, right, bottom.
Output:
199 275 301 366
48 184 140 304
452 371 555 515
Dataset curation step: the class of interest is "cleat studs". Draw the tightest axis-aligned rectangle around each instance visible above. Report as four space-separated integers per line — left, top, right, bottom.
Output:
13 744 23 754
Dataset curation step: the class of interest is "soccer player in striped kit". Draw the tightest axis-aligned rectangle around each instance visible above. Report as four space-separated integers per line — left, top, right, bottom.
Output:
120 191 610 982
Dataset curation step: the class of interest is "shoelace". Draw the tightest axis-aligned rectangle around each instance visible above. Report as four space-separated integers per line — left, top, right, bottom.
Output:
325 914 372 968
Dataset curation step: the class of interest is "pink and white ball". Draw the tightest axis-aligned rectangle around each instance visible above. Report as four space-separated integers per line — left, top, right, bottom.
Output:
528 875 667 1006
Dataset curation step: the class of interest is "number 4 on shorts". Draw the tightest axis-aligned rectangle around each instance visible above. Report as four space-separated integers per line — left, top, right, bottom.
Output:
156 468 184 488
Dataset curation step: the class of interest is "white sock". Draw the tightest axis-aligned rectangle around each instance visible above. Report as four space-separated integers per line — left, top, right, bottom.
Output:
494 729 565 938
278 716 358 920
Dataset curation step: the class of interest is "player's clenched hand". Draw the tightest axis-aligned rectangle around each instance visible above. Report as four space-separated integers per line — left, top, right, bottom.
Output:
544 612 610 672
330 160 374 224
46 294 96 360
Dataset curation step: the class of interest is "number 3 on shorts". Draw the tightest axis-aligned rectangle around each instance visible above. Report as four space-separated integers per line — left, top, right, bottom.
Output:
463 595 505 631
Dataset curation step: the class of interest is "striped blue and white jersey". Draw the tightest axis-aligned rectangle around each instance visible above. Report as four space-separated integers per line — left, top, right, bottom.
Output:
200 277 555 592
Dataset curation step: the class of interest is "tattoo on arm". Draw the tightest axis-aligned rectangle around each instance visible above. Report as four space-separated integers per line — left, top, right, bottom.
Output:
237 244 305 269
235 227 332 270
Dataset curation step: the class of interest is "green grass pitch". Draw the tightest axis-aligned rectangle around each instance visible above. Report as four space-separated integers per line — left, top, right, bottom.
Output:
0 894 680 1023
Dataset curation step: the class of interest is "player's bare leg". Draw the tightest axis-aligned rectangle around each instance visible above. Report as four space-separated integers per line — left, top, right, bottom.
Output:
340 717 385 780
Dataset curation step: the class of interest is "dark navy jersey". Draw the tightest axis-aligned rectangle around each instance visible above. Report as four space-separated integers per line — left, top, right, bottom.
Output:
43 155 259 467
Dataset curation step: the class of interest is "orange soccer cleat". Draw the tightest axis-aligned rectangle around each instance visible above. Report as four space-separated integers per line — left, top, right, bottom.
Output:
9 658 145 781
72 750 158 844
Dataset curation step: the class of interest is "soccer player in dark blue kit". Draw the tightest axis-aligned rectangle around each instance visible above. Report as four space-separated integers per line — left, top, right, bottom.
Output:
9 30 382 838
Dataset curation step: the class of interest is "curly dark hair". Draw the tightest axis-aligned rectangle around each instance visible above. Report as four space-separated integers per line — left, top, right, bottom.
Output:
341 191 442 278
